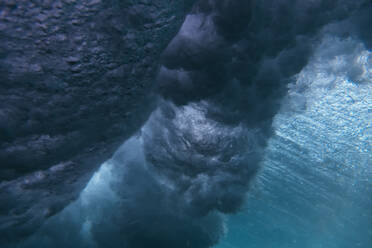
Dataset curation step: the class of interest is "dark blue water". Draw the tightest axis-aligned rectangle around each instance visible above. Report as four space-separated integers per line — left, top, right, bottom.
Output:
9 34 371 248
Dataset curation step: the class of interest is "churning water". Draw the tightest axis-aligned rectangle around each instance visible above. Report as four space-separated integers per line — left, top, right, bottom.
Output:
7 15 371 248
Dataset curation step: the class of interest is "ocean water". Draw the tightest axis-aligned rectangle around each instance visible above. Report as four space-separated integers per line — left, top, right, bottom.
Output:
216 37 372 248
8 28 371 248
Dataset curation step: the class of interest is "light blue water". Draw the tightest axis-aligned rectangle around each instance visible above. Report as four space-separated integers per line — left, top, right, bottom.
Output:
216 37 372 248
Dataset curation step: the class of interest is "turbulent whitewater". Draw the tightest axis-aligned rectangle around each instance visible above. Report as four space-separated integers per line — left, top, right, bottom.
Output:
1 0 371 248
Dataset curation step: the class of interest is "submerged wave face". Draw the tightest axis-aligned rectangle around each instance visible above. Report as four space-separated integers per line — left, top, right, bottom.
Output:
0 0 195 242
2 0 372 248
